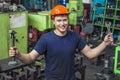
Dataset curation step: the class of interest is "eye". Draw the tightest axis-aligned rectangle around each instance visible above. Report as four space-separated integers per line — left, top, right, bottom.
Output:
57 19 61 22
63 19 68 22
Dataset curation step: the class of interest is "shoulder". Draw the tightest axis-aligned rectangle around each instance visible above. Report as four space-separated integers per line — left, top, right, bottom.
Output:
38 30 55 42
39 30 54 40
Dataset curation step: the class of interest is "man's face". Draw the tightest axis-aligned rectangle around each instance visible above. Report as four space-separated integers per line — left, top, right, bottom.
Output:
52 15 68 33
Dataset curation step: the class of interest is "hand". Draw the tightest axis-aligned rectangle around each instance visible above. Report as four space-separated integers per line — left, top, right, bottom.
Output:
9 47 20 58
104 33 113 45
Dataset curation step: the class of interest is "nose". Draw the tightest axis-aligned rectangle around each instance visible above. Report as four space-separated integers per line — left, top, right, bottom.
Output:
60 21 64 25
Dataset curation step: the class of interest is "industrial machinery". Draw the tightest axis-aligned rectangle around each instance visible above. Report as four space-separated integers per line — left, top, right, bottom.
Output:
93 44 120 80
114 46 120 75
0 11 28 60
113 46 120 80
28 11 54 31
66 0 84 25
9 11 28 53
22 0 47 11
95 53 115 80
8 30 18 66
22 0 60 11
91 0 105 20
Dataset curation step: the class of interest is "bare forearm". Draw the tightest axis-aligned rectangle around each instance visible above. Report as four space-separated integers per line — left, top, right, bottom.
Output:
82 41 108 59
89 41 107 58
17 53 34 64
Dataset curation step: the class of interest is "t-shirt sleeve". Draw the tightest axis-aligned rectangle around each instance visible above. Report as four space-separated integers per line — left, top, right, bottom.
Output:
34 35 46 55
77 36 86 51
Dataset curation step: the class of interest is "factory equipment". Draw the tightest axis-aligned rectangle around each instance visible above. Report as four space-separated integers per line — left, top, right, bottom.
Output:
95 55 115 80
60 0 69 7
22 0 60 11
0 13 9 60
66 0 84 25
92 43 120 80
114 46 120 75
8 30 18 66
46 0 60 10
0 11 28 60
0 61 45 80
75 51 86 80
22 0 46 11
92 0 120 42
28 11 54 52
28 11 54 31
9 11 28 55
95 68 115 80
91 0 105 20
0 1 26 12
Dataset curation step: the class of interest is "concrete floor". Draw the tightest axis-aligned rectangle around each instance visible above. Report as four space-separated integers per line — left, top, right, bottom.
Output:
84 60 103 80
75 57 104 80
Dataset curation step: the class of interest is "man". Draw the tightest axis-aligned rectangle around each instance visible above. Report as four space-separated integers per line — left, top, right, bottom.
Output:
9 5 113 80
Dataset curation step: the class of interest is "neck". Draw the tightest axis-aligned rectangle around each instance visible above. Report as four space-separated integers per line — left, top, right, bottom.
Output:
54 29 67 36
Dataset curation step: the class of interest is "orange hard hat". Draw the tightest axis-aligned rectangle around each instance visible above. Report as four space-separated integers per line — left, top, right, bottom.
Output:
51 5 69 16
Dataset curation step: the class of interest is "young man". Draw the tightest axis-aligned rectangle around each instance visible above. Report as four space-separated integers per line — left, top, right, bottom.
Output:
9 5 113 80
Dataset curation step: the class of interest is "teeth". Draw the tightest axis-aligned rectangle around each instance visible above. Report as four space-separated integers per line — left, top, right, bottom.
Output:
60 26 65 28
60 25 63 27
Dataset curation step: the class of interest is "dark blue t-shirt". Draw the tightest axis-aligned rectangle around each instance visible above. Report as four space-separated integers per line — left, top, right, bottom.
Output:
34 30 86 80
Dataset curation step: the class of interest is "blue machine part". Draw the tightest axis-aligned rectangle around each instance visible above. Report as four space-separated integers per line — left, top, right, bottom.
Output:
36 0 46 10
60 0 69 6
22 0 46 11
113 34 119 40
22 0 34 11
90 0 105 20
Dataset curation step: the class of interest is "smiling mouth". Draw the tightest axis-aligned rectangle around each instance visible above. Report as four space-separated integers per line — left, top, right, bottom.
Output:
60 25 67 28
61 26 65 29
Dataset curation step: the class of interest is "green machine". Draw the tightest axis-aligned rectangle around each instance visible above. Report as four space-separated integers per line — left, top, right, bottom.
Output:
28 11 54 31
0 13 9 60
28 11 54 65
0 11 28 60
66 0 84 25
114 46 120 74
